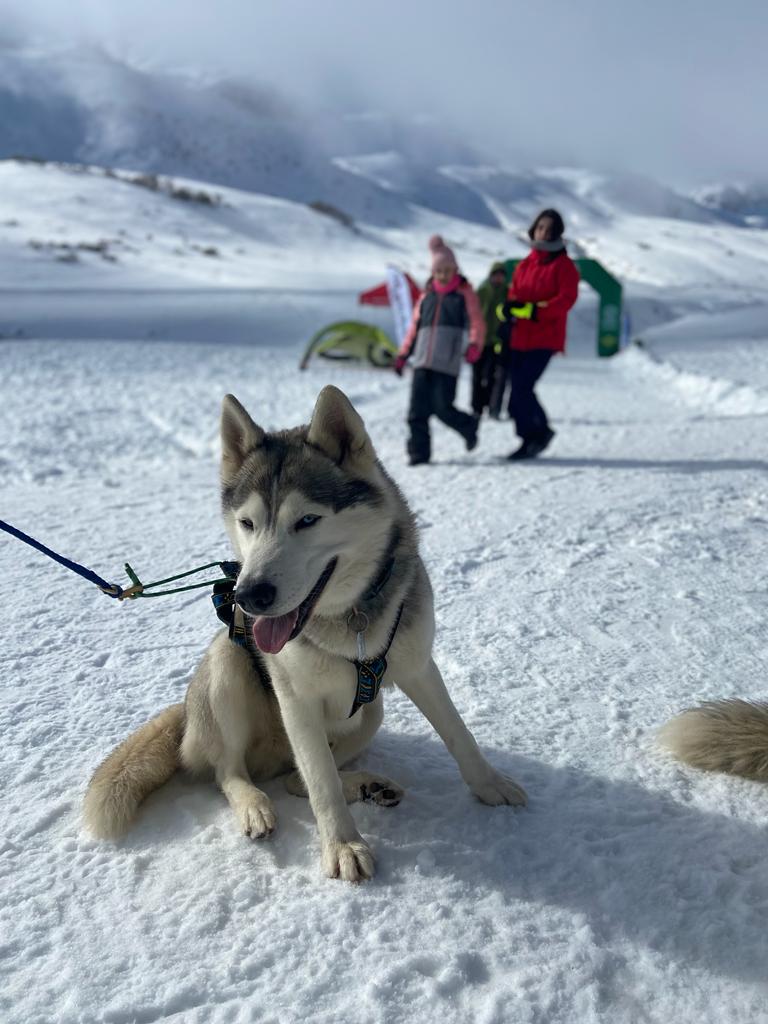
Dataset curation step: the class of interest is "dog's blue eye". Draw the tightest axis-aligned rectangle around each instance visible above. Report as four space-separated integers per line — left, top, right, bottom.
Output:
296 514 321 531
239 518 254 531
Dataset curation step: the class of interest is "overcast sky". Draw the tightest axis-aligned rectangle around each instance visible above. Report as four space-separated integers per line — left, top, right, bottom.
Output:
2 0 766 185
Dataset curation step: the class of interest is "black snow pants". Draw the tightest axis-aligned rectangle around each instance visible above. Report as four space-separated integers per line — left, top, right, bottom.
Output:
471 346 495 415
407 368 476 463
507 349 554 440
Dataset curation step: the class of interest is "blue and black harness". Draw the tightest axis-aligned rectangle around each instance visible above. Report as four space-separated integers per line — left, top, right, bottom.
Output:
211 561 404 719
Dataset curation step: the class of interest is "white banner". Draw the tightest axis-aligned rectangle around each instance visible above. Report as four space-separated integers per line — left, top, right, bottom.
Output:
385 265 414 346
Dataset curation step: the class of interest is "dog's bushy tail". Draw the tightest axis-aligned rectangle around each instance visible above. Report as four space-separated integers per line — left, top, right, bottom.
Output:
83 703 185 838
659 699 768 781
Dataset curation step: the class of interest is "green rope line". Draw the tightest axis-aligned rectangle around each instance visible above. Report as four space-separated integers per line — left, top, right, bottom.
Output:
122 560 235 599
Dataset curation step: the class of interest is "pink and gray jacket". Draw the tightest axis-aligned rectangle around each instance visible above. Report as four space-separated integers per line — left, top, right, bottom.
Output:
398 276 485 377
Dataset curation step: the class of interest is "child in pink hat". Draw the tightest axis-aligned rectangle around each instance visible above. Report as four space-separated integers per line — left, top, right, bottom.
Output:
394 236 484 465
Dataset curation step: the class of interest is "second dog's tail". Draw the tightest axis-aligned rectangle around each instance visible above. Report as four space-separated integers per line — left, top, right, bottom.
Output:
83 703 185 838
658 699 768 781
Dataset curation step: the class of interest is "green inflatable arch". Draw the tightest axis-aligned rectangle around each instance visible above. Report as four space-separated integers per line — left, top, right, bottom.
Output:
299 321 398 370
504 258 623 357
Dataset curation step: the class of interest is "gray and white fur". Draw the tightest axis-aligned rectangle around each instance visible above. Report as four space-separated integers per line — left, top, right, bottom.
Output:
84 386 526 882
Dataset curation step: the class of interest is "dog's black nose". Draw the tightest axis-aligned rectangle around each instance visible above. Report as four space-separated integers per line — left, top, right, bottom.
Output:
236 579 277 614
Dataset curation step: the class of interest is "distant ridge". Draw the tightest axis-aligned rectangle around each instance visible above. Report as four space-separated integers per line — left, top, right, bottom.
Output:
0 42 753 231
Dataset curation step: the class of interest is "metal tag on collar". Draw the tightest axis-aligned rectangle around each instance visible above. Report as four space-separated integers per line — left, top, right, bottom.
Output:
347 609 369 661
230 605 249 648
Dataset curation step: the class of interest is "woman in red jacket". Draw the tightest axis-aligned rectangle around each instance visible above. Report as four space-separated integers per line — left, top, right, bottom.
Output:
500 209 579 460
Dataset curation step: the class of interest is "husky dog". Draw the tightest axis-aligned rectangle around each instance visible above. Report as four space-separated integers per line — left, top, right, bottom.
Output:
84 386 526 882
659 700 768 782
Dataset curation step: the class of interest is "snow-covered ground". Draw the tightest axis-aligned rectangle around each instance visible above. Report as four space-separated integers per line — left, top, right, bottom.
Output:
1 139 768 1022
2 291 768 1023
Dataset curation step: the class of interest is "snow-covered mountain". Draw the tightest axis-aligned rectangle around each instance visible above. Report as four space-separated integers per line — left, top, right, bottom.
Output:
693 182 768 228
1 42 760 232
0 43 492 228
1 41 767 348
2 155 767 335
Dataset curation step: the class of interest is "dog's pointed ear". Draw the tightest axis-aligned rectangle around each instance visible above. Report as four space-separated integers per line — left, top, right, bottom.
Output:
220 394 264 483
306 386 376 470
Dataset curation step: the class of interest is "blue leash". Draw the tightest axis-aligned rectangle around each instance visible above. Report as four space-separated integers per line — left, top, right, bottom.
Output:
0 518 237 600
1 518 125 597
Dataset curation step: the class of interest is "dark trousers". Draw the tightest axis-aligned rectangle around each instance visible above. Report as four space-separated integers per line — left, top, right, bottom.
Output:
472 346 511 416
507 349 553 440
471 347 495 415
488 348 512 417
407 368 476 462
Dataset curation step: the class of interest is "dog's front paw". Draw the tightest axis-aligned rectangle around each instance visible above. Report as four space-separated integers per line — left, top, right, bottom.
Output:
237 791 277 839
470 770 527 808
322 837 375 882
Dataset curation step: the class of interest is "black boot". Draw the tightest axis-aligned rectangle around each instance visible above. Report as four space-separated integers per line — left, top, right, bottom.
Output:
507 428 555 461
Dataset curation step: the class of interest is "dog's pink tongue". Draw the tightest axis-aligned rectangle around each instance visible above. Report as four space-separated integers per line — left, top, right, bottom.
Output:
251 609 299 654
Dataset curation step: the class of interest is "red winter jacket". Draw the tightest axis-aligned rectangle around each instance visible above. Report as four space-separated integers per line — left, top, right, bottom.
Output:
509 249 580 353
